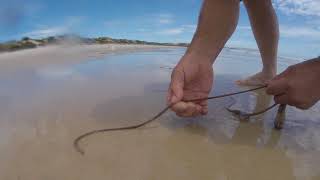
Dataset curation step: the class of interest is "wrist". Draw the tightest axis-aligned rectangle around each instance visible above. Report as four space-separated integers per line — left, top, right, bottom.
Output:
312 57 320 73
185 37 222 65
182 51 214 66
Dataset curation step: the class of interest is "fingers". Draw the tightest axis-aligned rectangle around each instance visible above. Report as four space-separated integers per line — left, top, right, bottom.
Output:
274 94 289 105
170 100 208 117
170 83 184 103
167 68 185 104
172 102 203 117
201 107 208 115
273 93 312 109
166 89 172 104
270 67 291 81
199 100 208 115
265 67 291 86
268 77 291 106
266 78 289 96
167 64 210 117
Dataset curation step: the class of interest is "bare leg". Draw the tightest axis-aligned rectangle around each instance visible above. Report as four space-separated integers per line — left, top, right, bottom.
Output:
236 0 279 86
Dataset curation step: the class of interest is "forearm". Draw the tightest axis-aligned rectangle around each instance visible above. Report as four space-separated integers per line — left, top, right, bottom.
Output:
313 56 320 63
303 57 320 73
312 57 320 77
185 0 240 64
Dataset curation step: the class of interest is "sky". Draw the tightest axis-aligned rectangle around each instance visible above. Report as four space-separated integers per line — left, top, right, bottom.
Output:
0 0 319 58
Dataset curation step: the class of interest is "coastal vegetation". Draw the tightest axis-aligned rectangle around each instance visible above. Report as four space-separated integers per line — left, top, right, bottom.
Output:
0 35 189 53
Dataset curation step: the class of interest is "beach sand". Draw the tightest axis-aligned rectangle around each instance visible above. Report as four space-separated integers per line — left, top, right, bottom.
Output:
0 45 319 180
0 44 174 73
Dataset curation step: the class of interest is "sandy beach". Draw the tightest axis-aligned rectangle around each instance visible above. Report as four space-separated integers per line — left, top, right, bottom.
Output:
0 46 319 180
0 44 175 73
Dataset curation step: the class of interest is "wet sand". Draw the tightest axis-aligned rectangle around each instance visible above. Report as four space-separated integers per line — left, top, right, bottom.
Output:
0 46 319 180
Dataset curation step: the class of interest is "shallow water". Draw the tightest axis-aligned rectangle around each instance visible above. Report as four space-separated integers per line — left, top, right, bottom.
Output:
0 47 319 180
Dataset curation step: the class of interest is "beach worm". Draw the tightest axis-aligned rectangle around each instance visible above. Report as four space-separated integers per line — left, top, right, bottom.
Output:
226 101 278 121
226 96 279 121
74 85 279 155
274 104 287 130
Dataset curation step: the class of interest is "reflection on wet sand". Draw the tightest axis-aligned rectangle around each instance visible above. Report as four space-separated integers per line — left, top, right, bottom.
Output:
0 48 319 180
229 89 275 146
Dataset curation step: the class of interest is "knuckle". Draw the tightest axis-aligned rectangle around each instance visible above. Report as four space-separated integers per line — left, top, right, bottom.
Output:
300 101 314 109
287 66 294 71
287 65 297 74
266 86 274 94
290 95 304 106
274 96 284 104
295 103 309 110
289 97 311 110
287 81 294 89
299 105 309 110
171 68 177 78
176 113 185 117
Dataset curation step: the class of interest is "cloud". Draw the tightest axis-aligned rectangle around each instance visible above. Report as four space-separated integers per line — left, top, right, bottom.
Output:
22 27 68 38
274 0 320 16
280 25 320 38
182 24 197 32
158 28 185 35
237 25 251 31
157 24 196 35
104 13 175 27
137 28 148 32
306 18 320 29
104 20 124 27
237 24 320 39
158 18 172 24
157 14 174 24
21 16 85 38
65 16 86 27
103 13 195 37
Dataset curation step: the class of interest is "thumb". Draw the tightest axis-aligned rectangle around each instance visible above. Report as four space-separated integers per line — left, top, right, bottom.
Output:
169 68 185 104
266 77 289 96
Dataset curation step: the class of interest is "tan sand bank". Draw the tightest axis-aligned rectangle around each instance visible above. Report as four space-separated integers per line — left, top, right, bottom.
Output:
0 44 176 72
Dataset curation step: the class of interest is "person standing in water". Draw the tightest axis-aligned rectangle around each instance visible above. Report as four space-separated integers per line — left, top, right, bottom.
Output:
167 0 320 117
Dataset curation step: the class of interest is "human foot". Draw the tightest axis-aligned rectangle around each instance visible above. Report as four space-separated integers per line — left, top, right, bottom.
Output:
236 71 275 86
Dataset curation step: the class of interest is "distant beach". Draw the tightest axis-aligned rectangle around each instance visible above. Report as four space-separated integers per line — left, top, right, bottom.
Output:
0 35 188 53
0 44 181 72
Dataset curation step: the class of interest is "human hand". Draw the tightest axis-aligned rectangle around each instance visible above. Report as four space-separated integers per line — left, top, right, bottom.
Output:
266 58 320 109
167 53 213 117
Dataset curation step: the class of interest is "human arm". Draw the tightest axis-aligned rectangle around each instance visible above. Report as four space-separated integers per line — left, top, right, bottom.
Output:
167 0 240 117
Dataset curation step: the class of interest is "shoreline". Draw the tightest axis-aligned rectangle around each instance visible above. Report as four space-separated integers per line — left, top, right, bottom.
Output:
0 44 183 72
0 43 301 73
